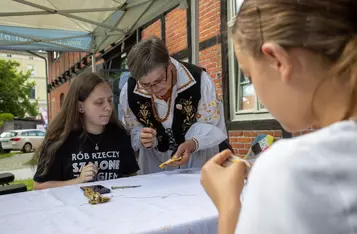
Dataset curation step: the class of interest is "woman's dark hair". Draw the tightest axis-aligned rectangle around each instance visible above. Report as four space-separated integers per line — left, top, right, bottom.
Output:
33 73 125 175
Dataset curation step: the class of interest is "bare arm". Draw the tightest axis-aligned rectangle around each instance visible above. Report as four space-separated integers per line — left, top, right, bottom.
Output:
34 163 98 190
34 178 81 190
201 150 247 234
218 203 241 234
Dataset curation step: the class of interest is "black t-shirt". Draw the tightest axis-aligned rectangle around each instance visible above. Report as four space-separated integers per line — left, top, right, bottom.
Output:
34 124 139 183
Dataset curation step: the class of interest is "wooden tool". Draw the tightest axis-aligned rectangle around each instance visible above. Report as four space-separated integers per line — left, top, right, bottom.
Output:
159 156 183 169
223 155 251 168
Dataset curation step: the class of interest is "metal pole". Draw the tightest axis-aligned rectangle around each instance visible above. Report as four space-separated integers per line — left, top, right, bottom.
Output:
27 51 49 126
0 7 122 17
190 0 199 65
91 54 96 72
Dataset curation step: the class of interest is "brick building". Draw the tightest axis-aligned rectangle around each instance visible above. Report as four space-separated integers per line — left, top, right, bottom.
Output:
47 0 310 156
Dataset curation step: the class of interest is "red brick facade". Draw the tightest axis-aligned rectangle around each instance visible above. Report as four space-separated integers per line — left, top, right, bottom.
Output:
165 8 188 54
199 44 222 98
141 20 161 40
48 52 87 120
199 0 221 42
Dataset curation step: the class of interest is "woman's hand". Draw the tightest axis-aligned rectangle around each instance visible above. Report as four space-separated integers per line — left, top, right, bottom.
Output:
201 150 248 234
170 139 197 166
140 128 157 148
78 162 98 183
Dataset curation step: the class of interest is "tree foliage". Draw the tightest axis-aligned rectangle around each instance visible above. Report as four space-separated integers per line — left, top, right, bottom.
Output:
0 113 14 127
0 59 38 117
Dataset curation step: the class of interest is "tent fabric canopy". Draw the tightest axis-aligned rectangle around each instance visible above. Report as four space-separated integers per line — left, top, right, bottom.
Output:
0 0 182 52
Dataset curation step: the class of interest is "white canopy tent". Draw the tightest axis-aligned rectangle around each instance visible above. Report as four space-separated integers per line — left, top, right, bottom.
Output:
0 0 185 121
0 0 183 65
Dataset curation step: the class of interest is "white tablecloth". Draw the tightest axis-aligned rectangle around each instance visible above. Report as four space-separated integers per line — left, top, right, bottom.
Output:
0 169 219 234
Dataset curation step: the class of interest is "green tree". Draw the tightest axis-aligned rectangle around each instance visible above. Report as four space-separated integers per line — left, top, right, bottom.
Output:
0 59 38 117
0 113 14 128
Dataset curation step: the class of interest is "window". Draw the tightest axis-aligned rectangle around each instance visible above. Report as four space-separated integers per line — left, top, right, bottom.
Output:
27 131 37 136
36 131 45 136
53 52 61 60
227 0 272 121
21 132 29 136
27 64 36 76
1 132 17 138
29 87 36 99
7 54 11 58
60 93 65 108
29 56 34 60
51 98 56 119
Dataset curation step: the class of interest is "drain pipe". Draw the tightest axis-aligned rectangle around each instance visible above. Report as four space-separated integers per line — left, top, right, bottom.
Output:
27 51 49 126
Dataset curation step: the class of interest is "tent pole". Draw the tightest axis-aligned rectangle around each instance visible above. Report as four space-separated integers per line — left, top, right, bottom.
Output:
91 34 96 73
91 54 96 72
190 0 199 65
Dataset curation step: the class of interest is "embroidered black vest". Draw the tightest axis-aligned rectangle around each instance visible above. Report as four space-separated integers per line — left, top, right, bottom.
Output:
127 62 204 154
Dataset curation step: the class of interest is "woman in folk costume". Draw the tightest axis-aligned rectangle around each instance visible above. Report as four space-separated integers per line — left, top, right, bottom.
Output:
120 36 231 174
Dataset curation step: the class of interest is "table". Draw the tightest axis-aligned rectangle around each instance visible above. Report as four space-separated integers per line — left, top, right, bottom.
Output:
0 169 219 234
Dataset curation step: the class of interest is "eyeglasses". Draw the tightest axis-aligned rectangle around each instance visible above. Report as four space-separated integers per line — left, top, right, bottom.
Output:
139 67 169 90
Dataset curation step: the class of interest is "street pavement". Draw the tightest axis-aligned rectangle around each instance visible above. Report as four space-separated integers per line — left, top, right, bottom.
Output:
0 153 36 179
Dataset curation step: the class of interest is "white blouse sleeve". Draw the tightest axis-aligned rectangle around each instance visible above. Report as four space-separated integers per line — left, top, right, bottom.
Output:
185 71 227 151
120 83 158 151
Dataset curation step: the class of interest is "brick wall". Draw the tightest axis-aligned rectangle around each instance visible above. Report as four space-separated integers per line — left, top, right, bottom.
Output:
199 0 221 42
48 82 70 120
141 20 161 40
165 8 187 54
141 8 188 55
47 52 87 121
198 0 222 97
199 44 222 98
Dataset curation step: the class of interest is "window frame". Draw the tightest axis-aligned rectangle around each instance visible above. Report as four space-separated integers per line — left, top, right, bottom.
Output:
227 0 273 121
36 131 45 136
29 86 36 100
59 93 65 108
27 64 36 77
27 131 37 137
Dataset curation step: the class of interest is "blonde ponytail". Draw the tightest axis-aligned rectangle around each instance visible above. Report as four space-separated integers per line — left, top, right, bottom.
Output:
329 36 357 120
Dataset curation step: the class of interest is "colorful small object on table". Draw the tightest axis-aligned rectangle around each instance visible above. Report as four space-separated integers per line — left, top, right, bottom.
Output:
83 187 111 205
223 134 276 167
159 156 183 169
252 134 275 153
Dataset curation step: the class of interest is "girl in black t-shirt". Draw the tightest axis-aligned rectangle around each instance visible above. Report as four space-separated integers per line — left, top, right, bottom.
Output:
33 73 139 190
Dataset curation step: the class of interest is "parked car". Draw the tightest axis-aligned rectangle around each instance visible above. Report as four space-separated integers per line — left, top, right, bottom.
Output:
1 129 46 153
0 132 17 152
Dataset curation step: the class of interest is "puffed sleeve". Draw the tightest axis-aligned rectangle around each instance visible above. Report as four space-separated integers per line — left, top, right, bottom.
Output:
185 71 227 151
